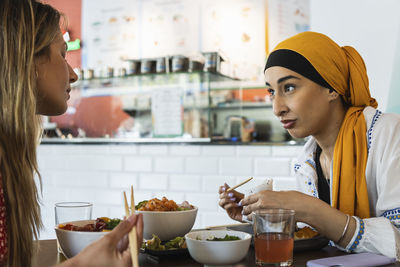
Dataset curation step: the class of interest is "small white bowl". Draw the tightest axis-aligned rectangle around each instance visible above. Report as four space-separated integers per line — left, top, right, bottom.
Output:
185 230 252 265
137 206 198 241
55 220 107 258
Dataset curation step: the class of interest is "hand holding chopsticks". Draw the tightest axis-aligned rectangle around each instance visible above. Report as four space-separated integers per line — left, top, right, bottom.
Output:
124 185 139 267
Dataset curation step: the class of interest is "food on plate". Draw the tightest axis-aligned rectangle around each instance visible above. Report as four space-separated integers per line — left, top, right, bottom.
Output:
136 197 194 211
58 217 121 232
294 226 319 240
205 234 241 241
142 234 187 250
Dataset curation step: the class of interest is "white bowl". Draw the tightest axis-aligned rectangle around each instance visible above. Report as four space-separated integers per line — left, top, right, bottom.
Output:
185 230 252 265
137 206 198 241
55 220 107 258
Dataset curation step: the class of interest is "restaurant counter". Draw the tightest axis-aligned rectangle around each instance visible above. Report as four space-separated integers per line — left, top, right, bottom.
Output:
32 239 400 267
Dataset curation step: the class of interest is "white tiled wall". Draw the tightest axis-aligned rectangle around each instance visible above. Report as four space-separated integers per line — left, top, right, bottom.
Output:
37 144 302 239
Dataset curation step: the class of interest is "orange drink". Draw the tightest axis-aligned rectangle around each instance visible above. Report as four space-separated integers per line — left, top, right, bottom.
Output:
252 209 295 266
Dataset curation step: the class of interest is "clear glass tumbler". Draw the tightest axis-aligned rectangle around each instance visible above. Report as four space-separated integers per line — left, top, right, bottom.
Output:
54 202 93 253
253 209 295 266
55 202 93 225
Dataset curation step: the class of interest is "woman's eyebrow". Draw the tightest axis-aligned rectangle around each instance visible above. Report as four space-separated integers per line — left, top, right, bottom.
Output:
265 75 300 87
277 75 300 84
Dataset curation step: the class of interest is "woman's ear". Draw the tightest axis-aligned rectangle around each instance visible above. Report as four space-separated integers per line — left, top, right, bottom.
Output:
328 88 339 101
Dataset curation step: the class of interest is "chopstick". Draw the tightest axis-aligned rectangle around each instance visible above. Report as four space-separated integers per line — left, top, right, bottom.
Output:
206 222 251 230
226 177 253 192
123 185 139 267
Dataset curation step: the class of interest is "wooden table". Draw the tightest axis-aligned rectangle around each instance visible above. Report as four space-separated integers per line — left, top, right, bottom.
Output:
32 239 400 267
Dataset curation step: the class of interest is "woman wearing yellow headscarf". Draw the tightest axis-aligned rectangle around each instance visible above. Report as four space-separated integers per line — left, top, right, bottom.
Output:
219 32 400 259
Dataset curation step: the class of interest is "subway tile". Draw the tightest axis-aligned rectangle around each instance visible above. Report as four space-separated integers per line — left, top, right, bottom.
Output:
220 158 252 175
59 155 122 171
187 193 219 212
139 174 168 190
52 145 110 155
254 158 291 176
92 205 110 219
202 176 236 193
185 157 219 174
108 205 127 219
154 157 184 173
37 144 55 155
237 145 272 156
133 191 153 203
52 171 108 187
169 175 201 192
109 145 138 155
139 145 168 155
202 145 236 156
169 145 201 156
272 177 297 191
124 156 152 172
109 173 138 189
272 146 303 157
67 188 97 203
92 189 124 205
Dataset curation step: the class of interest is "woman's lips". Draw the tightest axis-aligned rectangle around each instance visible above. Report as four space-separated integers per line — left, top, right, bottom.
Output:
281 119 296 129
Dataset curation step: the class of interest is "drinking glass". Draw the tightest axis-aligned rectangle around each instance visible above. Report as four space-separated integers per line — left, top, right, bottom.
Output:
54 202 93 253
55 202 93 225
252 209 295 266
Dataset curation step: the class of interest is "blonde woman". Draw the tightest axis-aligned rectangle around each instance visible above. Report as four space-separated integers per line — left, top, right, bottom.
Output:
0 0 143 266
219 32 400 260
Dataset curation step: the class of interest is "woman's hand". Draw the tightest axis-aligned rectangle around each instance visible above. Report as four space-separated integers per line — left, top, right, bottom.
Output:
218 183 245 222
240 190 309 222
58 213 144 267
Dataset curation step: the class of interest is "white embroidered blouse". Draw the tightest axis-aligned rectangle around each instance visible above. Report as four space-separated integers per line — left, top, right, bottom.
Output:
294 106 400 259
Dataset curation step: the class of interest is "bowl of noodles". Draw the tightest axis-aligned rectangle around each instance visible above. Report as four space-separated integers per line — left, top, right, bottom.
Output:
136 197 198 241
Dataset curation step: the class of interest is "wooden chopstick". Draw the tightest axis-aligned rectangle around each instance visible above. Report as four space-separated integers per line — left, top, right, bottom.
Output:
124 187 139 267
226 177 253 192
206 222 251 230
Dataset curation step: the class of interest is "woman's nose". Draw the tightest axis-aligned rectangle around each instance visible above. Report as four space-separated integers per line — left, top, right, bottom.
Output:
272 94 288 117
68 64 78 83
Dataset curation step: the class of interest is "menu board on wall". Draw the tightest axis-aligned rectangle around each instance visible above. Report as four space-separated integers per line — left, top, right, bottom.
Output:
267 0 310 52
140 0 200 58
200 0 266 82
81 0 140 70
81 0 309 82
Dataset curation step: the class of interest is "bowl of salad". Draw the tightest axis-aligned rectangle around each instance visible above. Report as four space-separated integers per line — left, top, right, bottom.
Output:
55 217 121 258
136 197 198 241
185 230 251 265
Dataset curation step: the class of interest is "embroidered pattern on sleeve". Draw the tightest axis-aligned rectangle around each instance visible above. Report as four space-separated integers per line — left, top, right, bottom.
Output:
367 109 382 152
381 208 400 228
349 217 365 251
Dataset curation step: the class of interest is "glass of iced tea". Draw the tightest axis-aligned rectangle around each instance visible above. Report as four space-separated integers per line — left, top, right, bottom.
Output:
253 209 295 266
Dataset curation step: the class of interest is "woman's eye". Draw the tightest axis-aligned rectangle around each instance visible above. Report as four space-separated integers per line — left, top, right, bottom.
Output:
284 84 296 92
267 88 275 96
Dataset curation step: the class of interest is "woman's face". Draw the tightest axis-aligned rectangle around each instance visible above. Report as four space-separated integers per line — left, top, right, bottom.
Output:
35 31 78 116
265 66 335 139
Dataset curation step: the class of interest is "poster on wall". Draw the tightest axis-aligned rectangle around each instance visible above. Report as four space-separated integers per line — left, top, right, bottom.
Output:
140 0 200 58
81 0 140 71
200 0 266 82
267 0 310 53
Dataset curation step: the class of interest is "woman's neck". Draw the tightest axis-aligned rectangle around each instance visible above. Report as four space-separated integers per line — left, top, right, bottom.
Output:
314 101 347 161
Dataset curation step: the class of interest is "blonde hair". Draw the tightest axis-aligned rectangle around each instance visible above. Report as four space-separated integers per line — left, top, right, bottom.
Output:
0 0 62 265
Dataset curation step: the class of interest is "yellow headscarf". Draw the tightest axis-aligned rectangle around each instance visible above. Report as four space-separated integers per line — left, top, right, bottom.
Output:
271 32 377 218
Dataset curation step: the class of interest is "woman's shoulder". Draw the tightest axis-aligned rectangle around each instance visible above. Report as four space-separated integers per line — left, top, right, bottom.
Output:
363 106 400 150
